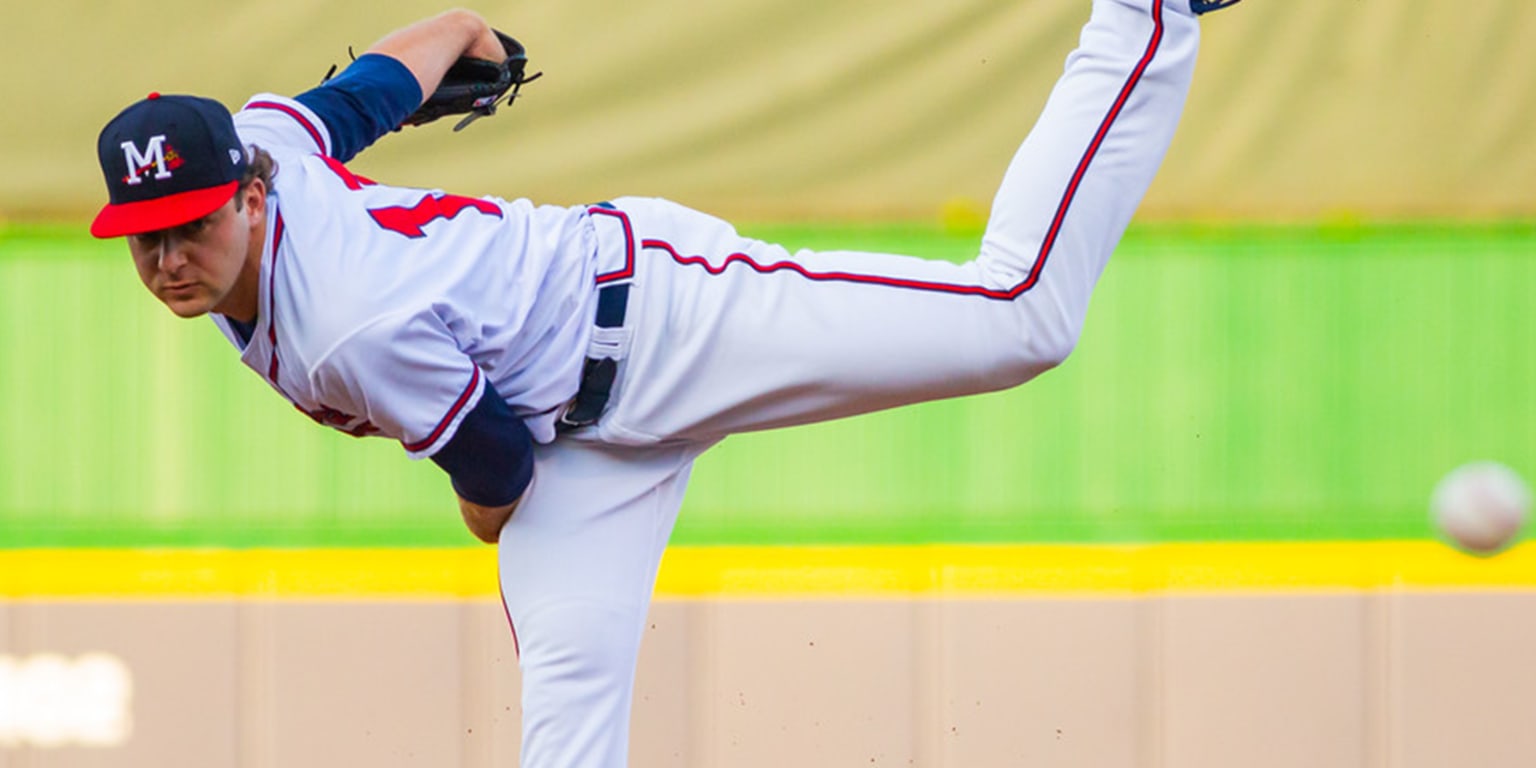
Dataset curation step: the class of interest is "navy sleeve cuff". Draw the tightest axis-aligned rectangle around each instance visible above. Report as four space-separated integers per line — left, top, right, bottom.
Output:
294 53 423 162
428 382 534 507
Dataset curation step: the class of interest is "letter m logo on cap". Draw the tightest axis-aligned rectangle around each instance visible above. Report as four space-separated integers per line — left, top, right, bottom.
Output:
121 135 174 185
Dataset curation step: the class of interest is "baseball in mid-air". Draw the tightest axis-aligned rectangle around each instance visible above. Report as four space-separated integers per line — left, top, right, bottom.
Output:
1430 461 1531 555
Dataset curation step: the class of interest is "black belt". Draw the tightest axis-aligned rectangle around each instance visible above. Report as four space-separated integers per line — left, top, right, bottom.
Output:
556 281 630 433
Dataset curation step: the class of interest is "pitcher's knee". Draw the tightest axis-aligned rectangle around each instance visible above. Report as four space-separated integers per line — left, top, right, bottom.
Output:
516 599 644 710
515 599 643 765
990 342 1075 391
992 308 1081 387
1033 329 1079 371
522 598 641 670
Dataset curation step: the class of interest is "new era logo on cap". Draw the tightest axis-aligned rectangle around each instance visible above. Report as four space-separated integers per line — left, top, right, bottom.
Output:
91 92 249 239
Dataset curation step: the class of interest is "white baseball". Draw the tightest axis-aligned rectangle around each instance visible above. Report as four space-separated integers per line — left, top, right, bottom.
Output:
1430 461 1531 555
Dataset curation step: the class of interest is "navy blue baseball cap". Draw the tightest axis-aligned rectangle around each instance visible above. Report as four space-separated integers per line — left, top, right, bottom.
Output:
91 92 248 238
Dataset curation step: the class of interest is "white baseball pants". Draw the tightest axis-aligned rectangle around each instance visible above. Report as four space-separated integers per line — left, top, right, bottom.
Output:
499 0 1201 764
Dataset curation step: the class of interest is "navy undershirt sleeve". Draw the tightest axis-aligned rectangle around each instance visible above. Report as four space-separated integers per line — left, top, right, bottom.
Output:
294 53 423 163
429 382 535 507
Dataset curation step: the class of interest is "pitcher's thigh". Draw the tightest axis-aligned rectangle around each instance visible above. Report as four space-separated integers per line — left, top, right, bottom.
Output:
610 223 1079 441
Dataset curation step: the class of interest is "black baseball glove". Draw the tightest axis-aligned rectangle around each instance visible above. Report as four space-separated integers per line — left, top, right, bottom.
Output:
404 30 542 131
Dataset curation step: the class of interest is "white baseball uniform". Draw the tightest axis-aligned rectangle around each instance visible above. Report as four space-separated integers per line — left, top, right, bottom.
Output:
211 0 1202 764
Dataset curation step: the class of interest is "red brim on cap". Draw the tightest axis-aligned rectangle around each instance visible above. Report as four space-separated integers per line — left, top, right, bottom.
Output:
89 181 240 238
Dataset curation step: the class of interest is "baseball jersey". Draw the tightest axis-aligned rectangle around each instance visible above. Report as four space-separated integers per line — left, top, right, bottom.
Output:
210 92 597 457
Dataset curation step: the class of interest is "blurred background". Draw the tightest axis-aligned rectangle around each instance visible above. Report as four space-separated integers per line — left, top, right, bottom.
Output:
4 0 1532 548
1 1 1534 766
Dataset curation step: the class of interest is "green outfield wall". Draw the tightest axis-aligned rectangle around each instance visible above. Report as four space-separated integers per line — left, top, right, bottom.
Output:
2 222 1531 549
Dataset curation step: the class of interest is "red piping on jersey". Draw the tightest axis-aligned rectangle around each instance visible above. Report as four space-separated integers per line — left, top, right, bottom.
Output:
245 101 327 154
266 213 286 383
402 367 482 453
587 206 637 284
632 3 1163 300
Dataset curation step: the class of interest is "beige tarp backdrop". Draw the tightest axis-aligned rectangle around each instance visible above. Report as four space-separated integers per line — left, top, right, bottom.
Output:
2 0 1532 223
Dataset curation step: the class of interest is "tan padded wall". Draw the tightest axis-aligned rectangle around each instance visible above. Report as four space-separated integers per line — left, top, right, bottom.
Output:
5 595 1536 767
4 0 1532 223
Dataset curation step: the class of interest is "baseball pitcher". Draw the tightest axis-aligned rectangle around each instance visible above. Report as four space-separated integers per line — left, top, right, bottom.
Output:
91 1 1241 765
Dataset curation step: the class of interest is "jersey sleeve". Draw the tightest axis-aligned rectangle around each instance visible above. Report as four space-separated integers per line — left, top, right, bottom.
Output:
292 54 423 163
429 379 535 506
234 54 421 162
309 309 488 459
